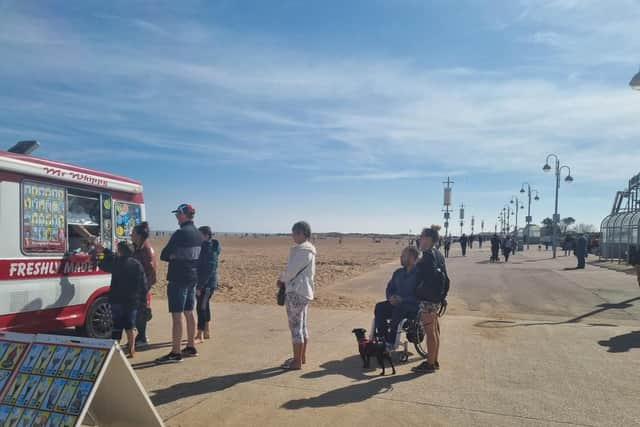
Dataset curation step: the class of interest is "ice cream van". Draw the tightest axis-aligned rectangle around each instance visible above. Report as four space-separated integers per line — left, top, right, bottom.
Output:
0 142 145 339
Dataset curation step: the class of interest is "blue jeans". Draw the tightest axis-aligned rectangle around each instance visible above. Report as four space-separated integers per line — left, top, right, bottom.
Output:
374 301 415 345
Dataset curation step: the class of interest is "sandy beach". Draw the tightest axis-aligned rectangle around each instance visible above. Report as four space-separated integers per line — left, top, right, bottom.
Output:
150 235 407 310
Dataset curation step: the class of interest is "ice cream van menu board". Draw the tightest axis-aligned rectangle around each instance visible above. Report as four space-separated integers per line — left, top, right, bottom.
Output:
114 201 142 242
22 182 67 254
0 342 108 427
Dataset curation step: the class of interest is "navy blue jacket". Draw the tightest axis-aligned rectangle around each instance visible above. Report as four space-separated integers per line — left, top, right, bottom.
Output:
160 221 202 286
386 267 419 312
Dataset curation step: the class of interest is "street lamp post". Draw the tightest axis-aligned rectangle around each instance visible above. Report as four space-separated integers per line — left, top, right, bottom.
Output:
520 183 540 249
543 154 574 259
504 204 512 233
510 196 525 249
442 177 454 238
459 204 465 236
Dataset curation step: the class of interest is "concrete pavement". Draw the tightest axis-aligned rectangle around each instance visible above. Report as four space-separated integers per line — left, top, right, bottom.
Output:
131 246 640 427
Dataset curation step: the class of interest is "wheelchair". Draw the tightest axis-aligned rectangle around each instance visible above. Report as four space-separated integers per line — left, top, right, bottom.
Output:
369 313 427 362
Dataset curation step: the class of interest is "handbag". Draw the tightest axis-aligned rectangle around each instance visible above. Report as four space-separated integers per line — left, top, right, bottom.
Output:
276 259 313 306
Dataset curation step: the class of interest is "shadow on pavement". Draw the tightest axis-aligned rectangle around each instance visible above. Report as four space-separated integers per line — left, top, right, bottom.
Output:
301 355 370 381
150 367 287 406
282 372 419 410
474 297 640 329
301 354 415 382
598 331 640 353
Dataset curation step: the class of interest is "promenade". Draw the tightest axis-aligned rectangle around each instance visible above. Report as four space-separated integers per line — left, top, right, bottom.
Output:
134 246 640 427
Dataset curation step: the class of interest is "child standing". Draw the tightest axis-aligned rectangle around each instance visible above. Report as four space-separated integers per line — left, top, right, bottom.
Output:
97 241 147 358
195 226 221 342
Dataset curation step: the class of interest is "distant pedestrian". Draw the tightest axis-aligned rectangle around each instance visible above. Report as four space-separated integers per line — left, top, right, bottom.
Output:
156 203 202 364
132 222 157 348
503 236 513 263
278 221 316 370
478 235 484 248
460 234 468 257
413 225 449 373
490 234 501 262
545 240 550 251
469 234 475 249
97 241 146 358
195 226 221 342
575 234 588 269
444 237 451 258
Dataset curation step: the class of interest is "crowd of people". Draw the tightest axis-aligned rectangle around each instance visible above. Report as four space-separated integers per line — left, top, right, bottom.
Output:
96 203 628 375
93 203 452 375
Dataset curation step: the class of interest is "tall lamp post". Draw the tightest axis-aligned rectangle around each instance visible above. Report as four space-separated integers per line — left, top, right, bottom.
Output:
459 204 465 236
442 177 454 238
503 204 512 233
510 196 524 238
520 183 540 249
543 154 574 259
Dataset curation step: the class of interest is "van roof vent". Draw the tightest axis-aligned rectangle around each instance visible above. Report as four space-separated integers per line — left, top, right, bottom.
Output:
8 140 40 155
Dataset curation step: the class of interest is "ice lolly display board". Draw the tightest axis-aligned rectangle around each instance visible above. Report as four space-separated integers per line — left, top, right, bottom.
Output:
0 333 163 427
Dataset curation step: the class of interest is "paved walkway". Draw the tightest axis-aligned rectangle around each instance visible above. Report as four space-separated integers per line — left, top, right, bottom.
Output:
132 247 640 427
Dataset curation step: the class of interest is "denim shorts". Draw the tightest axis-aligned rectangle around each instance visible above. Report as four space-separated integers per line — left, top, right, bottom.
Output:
110 304 137 330
167 282 196 313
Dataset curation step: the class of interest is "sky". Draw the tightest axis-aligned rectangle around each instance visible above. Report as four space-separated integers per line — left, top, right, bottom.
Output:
1 0 639 233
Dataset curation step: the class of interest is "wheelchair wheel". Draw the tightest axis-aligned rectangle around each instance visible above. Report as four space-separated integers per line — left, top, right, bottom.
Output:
412 321 428 359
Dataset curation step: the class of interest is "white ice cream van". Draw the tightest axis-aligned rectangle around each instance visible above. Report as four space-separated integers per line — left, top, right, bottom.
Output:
0 142 145 338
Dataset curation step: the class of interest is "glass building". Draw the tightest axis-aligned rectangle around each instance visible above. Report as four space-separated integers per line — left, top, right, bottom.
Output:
600 172 640 260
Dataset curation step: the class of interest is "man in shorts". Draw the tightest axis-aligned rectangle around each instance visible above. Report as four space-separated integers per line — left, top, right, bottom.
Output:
155 203 202 364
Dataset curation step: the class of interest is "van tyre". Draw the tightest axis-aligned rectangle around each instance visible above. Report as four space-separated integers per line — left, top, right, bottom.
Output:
83 296 112 339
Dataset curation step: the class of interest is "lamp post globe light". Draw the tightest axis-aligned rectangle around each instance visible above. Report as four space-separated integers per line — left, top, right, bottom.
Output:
542 154 574 259
520 183 540 249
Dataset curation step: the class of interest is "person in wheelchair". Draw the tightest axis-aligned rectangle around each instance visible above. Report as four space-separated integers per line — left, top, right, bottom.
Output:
373 246 420 350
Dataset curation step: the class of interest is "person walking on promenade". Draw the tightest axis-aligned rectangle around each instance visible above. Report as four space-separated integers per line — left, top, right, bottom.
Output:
97 241 146 358
278 221 316 370
575 234 588 269
444 236 452 258
374 247 419 349
132 222 157 348
459 234 468 256
469 234 475 249
503 236 513 263
413 226 449 373
195 226 221 342
490 234 501 262
156 204 202 364
478 235 484 248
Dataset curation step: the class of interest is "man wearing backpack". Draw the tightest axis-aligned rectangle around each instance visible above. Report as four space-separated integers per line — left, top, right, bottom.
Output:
413 225 450 373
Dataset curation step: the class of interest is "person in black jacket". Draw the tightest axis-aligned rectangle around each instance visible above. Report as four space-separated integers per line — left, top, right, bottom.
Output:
195 226 221 342
97 241 146 359
156 203 202 365
413 225 449 374
459 234 468 256
490 234 501 262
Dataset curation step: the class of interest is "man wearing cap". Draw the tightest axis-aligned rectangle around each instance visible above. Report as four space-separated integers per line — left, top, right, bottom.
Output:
156 204 202 364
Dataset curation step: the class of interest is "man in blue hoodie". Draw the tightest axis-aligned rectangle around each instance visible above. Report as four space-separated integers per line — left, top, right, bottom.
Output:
374 247 420 349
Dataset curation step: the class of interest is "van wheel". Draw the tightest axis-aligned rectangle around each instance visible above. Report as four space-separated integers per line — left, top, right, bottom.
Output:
83 296 112 339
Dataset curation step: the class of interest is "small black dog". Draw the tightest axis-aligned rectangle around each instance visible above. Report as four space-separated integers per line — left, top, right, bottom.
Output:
352 328 395 376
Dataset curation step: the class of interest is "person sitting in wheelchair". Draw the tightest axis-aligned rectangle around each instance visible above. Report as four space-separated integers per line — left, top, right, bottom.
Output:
374 246 420 350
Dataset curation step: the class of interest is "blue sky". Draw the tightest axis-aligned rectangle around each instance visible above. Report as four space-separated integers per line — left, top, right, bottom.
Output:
1 0 639 233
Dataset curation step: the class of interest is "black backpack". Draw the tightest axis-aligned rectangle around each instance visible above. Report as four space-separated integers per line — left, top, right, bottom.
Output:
415 249 450 303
